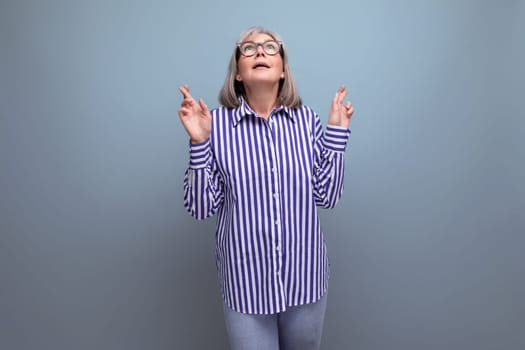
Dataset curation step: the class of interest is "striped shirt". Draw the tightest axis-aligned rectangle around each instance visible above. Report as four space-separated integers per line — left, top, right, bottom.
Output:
183 98 350 314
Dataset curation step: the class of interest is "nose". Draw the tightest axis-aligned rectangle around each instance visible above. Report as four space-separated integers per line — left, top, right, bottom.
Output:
255 44 266 56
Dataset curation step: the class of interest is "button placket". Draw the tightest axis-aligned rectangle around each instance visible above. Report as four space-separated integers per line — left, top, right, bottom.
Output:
266 121 283 282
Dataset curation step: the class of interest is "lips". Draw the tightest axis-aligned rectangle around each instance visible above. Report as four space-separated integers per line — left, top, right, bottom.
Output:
253 62 270 69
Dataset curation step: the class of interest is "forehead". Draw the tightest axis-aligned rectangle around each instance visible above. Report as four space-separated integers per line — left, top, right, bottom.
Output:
242 32 275 42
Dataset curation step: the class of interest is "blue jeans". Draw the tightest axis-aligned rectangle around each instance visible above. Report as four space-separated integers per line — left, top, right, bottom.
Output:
222 293 328 350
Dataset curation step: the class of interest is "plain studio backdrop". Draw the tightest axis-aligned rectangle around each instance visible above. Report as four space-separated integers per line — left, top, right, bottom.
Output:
1 0 524 349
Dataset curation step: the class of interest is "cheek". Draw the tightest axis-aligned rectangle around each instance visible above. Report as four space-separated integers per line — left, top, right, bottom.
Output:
275 58 284 72
237 60 251 76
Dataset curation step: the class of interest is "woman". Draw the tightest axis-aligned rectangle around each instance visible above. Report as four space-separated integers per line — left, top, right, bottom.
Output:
178 26 354 350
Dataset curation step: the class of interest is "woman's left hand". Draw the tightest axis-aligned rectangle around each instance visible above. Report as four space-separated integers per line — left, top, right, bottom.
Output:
327 85 354 129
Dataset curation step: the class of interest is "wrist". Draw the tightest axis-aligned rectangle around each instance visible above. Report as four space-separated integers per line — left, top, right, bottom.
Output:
190 137 208 144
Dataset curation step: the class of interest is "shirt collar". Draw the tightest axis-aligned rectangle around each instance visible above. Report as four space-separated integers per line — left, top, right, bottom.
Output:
232 96 295 127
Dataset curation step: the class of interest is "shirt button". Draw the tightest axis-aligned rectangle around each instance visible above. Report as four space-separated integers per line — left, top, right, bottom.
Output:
272 167 277 173
273 193 278 199
275 219 280 225
276 245 281 251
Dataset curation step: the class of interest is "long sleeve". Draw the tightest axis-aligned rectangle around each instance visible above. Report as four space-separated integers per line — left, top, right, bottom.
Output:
183 138 224 220
181 102 351 314
312 115 351 209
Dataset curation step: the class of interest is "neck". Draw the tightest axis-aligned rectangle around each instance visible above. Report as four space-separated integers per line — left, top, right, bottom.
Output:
244 84 280 119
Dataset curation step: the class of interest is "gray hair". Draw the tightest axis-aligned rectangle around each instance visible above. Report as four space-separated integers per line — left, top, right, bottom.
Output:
218 27 302 109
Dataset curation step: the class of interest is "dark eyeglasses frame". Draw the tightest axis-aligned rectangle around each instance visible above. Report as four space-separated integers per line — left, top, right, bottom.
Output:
237 40 282 57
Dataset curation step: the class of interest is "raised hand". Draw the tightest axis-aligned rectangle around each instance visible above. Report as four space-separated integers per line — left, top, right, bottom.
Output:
327 85 354 129
178 84 212 144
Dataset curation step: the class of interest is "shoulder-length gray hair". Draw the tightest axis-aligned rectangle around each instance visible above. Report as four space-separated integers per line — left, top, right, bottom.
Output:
218 27 302 109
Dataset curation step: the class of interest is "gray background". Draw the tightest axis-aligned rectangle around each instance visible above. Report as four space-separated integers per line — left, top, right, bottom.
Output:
1 0 524 349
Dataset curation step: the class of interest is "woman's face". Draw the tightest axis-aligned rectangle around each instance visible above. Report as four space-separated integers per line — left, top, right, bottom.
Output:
236 33 284 89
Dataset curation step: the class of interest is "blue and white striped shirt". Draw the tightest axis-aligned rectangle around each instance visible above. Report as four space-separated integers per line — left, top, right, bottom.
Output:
183 98 350 314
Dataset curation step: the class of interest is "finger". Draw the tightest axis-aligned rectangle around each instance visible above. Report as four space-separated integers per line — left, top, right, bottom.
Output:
178 107 188 118
332 85 344 107
337 85 347 105
182 96 195 104
178 84 194 101
198 99 210 115
179 95 194 110
346 106 355 118
179 85 192 98
332 89 341 108
180 100 194 110
178 105 192 115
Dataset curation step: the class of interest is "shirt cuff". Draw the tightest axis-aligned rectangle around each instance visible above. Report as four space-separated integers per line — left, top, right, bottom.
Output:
322 125 351 152
188 138 211 169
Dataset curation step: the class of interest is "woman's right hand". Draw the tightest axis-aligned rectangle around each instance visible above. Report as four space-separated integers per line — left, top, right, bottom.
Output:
178 84 212 144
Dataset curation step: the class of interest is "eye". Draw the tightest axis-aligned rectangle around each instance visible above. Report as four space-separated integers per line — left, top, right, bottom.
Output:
264 41 279 54
241 43 255 54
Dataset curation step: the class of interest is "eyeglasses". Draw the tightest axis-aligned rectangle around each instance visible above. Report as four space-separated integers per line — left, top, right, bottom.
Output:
237 40 282 57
